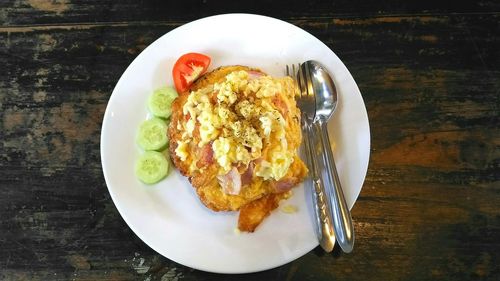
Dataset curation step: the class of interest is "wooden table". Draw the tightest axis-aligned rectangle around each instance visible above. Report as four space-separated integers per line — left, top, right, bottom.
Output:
1 1 499 280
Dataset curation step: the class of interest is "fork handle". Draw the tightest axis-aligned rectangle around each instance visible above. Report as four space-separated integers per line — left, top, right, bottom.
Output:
302 118 335 252
314 117 355 253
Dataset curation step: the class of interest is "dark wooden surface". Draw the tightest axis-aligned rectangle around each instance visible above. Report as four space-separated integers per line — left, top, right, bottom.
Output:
1 1 499 280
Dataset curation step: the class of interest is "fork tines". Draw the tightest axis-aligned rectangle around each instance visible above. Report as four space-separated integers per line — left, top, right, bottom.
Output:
285 64 299 78
286 64 301 94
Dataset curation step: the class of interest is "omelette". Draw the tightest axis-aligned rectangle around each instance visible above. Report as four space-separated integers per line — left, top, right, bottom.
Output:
168 65 307 232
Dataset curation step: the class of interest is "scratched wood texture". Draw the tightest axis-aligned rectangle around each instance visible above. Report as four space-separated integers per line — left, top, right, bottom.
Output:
1 0 500 280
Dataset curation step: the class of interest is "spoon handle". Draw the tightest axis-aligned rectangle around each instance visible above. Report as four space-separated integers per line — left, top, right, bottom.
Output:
301 117 335 252
314 117 355 253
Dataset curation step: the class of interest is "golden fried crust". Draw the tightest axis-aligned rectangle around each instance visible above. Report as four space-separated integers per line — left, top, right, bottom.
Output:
168 93 189 176
238 193 288 232
195 175 270 212
190 65 261 91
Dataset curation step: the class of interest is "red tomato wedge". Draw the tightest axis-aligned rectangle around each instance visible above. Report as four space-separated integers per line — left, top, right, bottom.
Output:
172 53 211 93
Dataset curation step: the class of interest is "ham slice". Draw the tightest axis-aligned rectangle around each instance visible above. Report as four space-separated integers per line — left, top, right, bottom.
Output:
240 163 254 186
272 177 297 193
196 142 214 169
217 164 254 195
272 96 289 117
248 70 264 80
217 167 242 195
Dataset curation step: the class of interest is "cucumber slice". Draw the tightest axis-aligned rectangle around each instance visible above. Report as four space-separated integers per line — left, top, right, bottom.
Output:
135 151 169 184
137 118 168 151
148 87 178 118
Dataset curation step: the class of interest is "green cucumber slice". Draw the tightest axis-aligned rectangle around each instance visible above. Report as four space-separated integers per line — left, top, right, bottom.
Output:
137 118 168 151
135 151 169 184
148 87 178 118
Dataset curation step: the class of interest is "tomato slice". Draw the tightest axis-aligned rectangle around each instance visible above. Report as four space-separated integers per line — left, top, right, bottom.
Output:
172 53 211 93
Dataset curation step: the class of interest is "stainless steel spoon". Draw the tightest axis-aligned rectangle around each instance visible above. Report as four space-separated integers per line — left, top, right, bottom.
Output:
303 60 355 253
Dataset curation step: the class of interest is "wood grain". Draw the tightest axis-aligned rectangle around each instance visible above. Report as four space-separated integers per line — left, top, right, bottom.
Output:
1 0 500 25
1 2 499 280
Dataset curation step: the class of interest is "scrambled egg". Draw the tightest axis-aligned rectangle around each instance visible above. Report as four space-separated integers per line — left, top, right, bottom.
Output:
281 205 298 214
176 70 298 181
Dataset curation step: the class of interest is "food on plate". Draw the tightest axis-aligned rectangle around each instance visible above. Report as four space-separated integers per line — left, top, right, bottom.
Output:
148 87 178 118
135 151 170 184
136 117 169 151
172 53 211 93
281 205 298 214
135 87 178 184
168 63 307 232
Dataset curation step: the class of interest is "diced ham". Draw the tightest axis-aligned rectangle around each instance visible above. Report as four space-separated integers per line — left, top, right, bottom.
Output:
248 70 264 80
272 177 297 193
217 167 242 195
272 96 289 117
240 163 254 186
218 162 255 195
192 123 201 139
196 143 214 168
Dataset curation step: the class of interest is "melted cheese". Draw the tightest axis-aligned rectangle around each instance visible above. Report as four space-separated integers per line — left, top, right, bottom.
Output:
175 140 189 162
281 205 298 214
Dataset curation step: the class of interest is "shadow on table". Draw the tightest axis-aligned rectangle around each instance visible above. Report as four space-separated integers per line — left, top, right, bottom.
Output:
312 243 344 258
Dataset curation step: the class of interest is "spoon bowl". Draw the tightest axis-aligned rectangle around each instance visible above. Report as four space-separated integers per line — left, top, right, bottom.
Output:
303 61 338 119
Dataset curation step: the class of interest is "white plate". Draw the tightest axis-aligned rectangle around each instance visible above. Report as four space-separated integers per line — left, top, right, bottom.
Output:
101 14 370 274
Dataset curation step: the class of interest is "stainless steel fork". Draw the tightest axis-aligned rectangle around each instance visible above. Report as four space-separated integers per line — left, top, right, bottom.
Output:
286 64 336 252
